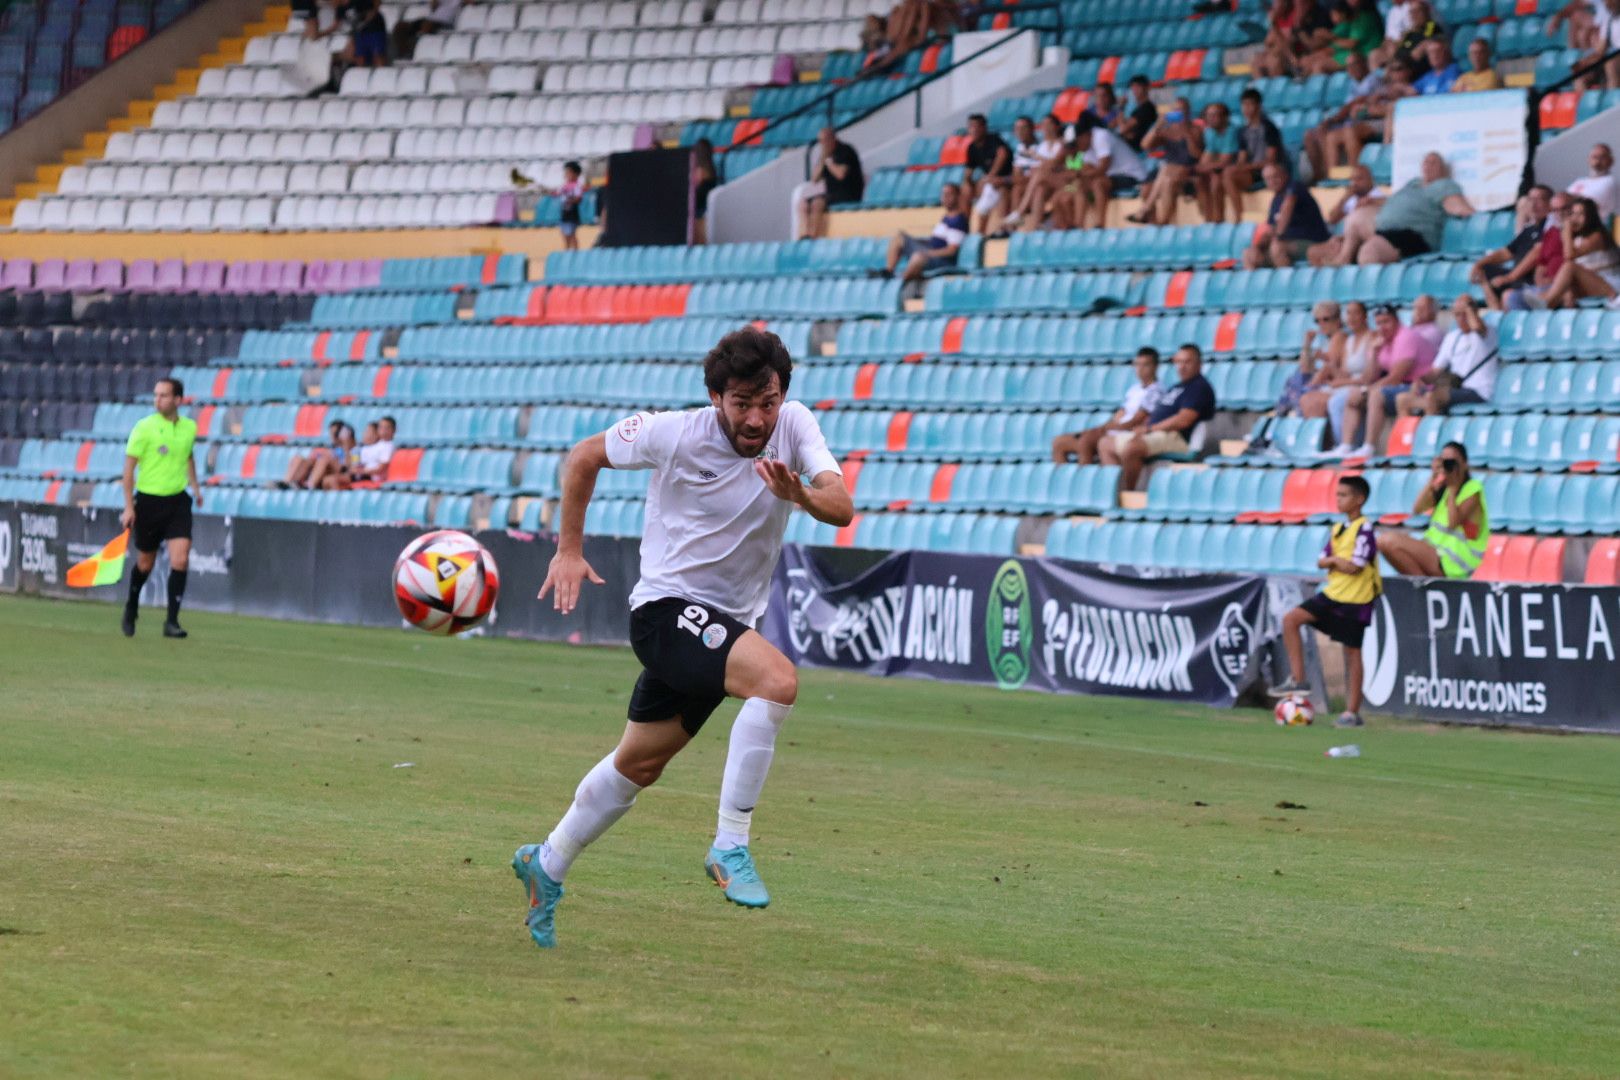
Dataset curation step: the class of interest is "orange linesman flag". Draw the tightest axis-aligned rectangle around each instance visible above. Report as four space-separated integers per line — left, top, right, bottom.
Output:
66 529 129 588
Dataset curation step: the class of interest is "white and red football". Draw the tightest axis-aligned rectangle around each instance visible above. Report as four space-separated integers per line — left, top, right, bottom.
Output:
393 530 500 636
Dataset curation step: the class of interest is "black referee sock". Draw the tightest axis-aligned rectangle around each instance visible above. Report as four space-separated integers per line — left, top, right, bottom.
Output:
127 565 151 611
167 569 187 623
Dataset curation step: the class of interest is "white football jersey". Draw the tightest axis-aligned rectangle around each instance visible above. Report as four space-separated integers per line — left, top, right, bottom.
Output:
604 400 841 625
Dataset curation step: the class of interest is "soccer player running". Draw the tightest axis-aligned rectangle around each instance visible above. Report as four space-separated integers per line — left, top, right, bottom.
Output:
516 327 853 949
120 378 202 639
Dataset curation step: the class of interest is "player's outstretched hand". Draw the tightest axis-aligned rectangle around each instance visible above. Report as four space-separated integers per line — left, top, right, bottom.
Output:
755 458 804 506
538 550 604 614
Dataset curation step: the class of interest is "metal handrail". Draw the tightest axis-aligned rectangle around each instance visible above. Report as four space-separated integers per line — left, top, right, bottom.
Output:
716 4 1064 165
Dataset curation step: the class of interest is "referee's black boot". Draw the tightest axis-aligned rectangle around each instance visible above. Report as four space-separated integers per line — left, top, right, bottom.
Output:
121 606 137 637
162 619 188 639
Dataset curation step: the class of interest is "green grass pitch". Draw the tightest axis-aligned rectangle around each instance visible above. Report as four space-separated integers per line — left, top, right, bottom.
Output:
2 593 1617 1078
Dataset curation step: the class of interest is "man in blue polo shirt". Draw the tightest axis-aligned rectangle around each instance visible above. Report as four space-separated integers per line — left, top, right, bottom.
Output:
1101 343 1217 489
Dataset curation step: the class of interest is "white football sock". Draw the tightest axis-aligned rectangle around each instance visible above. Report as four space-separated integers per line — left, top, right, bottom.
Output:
540 752 643 882
714 698 792 850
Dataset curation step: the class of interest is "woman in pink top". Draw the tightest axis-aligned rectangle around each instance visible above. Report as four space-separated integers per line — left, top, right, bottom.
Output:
1335 295 1441 458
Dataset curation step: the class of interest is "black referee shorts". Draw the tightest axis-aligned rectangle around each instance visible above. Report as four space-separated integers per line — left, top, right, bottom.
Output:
132 492 193 554
627 596 750 736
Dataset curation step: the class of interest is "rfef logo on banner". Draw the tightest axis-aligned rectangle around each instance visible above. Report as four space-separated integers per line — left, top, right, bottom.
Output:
1209 601 1256 698
985 559 1032 690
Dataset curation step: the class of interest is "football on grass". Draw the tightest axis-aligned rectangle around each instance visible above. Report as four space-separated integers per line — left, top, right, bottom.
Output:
393 530 499 635
1274 697 1314 726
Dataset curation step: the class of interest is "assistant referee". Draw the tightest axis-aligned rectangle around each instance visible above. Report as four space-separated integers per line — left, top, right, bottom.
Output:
120 377 203 638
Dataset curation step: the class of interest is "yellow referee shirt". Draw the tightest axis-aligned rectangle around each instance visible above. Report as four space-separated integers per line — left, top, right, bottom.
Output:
125 412 197 496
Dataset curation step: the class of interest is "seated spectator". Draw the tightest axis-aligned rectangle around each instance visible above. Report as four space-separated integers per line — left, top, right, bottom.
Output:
1116 75 1159 151
1003 114 1066 229
1194 102 1241 223
1300 300 1379 440
1567 142 1617 219
1050 116 1149 229
1052 347 1163 464
314 423 362 491
1223 89 1284 224
1330 56 1413 180
1277 301 1345 416
356 416 396 481
1335 151 1472 265
875 183 967 282
1379 441 1490 578
690 144 718 247
1543 195 1620 306
554 159 586 251
1255 0 1333 77
1472 183 1551 289
1452 36 1502 91
1372 0 1413 66
1244 161 1332 268
961 113 1012 235
391 0 460 60
793 128 864 240
1396 294 1498 415
1300 0 1384 74
341 0 389 68
1083 82 1122 129
1411 38 1460 94
281 419 347 489
1304 50 1384 181
1101 344 1216 489
1334 295 1442 457
1483 190 1567 310
1126 98 1202 226
1390 0 1444 77
859 13 892 66
1307 164 1386 264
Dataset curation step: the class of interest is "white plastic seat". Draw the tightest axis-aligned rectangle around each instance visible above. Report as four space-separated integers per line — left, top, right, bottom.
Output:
227 165 259 192
180 199 214 231
56 165 88 195
197 68 228 96
244 37 273 64
330 197 360 229
270 34 302 64
339 66 371 95
404 97 437 126
223 68 256 95
302 131 336 159
171 165 204 194
213 198 245 229
396 67 428 95
241 198 274 229
558 29 591 59
38 199 70 230
413 32 446 62
154 198 186 230
151 101 182 128
441 33 474 62
189 132 221 161
274 131 306 159
474 30 505 61
274 195 304 228
250 68 289 95
316 163 348 192
205 100 239 127
263 100 295 128
199 165 232 195
287 163 322 193
484 4 517 30
427 68 462 95
432 97 464 125
458 4 488 30
500 30 536 60
245 132 278 159
375 98 407 128
359 131 393 158
94 198 128 231
348 98 380 128
217 132 250 161
83 167 116 195
256 164 289 194
124 199 157 230
489 64 538 93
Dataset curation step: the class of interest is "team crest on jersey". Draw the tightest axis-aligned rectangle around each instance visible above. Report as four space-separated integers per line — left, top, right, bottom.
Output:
157 445 170 455
615 414 644 442
757 444 779 462
701 624 729 650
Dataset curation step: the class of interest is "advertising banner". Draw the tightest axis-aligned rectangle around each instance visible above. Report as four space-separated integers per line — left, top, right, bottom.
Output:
762 545 1270 706
1393 89 1528 211
0 500 15 594
1362 578 1620 732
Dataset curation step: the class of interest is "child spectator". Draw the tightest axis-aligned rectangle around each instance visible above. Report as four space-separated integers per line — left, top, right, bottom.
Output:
1269 474 1380 728
556 160 586 251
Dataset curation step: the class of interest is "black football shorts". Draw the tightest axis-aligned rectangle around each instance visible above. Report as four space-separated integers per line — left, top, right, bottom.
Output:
627 596 750 735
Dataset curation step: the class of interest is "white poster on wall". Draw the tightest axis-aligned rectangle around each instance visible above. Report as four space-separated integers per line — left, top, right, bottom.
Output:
1393 90 1528 211
946 30 1038 111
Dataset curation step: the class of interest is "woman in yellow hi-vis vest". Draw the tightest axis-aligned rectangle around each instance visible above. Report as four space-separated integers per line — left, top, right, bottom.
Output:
1379 441 1489 579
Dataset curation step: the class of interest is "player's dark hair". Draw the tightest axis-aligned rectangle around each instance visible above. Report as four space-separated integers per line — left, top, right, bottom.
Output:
157 376 183 398
703 326 793 397
1339 474 1370 501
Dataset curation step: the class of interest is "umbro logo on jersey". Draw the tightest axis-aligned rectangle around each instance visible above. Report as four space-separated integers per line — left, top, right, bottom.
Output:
697 469 718 480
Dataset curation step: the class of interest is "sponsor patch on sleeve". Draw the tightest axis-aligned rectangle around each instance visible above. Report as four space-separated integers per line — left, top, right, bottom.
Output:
615 414 644 443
